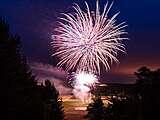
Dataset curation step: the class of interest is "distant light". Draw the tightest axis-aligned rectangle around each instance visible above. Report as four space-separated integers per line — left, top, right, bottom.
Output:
75 107 87 111
99 84 108 87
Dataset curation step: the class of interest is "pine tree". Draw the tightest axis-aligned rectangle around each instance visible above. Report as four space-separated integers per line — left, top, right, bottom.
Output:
135 67 160 120
1 17 65 120
85 96 107 120
0 17 44 120
43 80 64 120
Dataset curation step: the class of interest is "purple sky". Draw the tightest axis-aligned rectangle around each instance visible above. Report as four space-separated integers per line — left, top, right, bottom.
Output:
1 0 160 84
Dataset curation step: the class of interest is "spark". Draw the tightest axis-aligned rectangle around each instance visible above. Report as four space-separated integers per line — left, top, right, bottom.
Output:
72 71 98 103
51 0 127 74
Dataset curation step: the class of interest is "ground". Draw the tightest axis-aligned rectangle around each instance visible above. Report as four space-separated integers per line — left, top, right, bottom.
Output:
62 95 88 120
61 95 110 120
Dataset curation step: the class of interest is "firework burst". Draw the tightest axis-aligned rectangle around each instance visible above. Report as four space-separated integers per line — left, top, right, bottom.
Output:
72 71 98 103
51 0 127 74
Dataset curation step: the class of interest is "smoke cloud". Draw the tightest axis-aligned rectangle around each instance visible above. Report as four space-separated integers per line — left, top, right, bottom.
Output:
30 62 72 95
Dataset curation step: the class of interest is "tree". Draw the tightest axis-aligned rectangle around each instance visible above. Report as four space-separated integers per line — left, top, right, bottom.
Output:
135 67 152 120
135 67 160 120
106 97 142 120
43 80 64 120
0 17 44 120
85 96 107 120
152 68 160 119
86 95 142 120
1 17 65 120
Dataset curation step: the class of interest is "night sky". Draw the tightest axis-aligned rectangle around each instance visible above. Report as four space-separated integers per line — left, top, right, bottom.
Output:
1 0 160 85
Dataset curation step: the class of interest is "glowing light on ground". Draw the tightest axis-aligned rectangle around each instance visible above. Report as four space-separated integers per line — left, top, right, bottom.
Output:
72 71 98 103
74 107 87 111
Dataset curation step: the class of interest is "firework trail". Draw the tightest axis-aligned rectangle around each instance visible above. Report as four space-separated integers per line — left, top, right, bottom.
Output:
51 0 127 102
51 0 127 74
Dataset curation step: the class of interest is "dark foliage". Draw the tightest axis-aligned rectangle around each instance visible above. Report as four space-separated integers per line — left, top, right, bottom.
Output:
106 97 142 120
0 17 39 120
0 18 64 120
85 96 107 120
86 66 160 120
42 80 64 120
86 96 142 120
135 66 160 120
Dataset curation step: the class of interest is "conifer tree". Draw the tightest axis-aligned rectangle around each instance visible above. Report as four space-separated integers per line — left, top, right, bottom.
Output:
43 80 64 120
86 96 107 120
0 17 43 120
1 17 64 120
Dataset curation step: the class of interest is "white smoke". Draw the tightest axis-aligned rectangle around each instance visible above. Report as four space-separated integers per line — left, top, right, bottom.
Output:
72 71 99 103
30 62 72 95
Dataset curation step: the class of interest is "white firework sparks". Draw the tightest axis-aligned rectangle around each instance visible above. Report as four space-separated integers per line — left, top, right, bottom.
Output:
72 71 98 103
51 0 127 74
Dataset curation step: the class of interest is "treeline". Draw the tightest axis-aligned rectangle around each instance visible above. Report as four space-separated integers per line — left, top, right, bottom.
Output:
0 18 64 120
86 67 160 120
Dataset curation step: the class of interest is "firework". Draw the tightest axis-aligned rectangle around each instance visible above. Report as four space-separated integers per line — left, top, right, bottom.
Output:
72 71 98 103
52 0 128 103
51 0 127 74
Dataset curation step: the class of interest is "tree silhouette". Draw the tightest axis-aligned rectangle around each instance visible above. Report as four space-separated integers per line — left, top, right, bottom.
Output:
0 17 42 120
43 80 64 120
106 97 142 120
1 18 64 120
152 68 160 119
85 96 107 120
135 67 152 120
86 92 142 120
135 66 160 120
